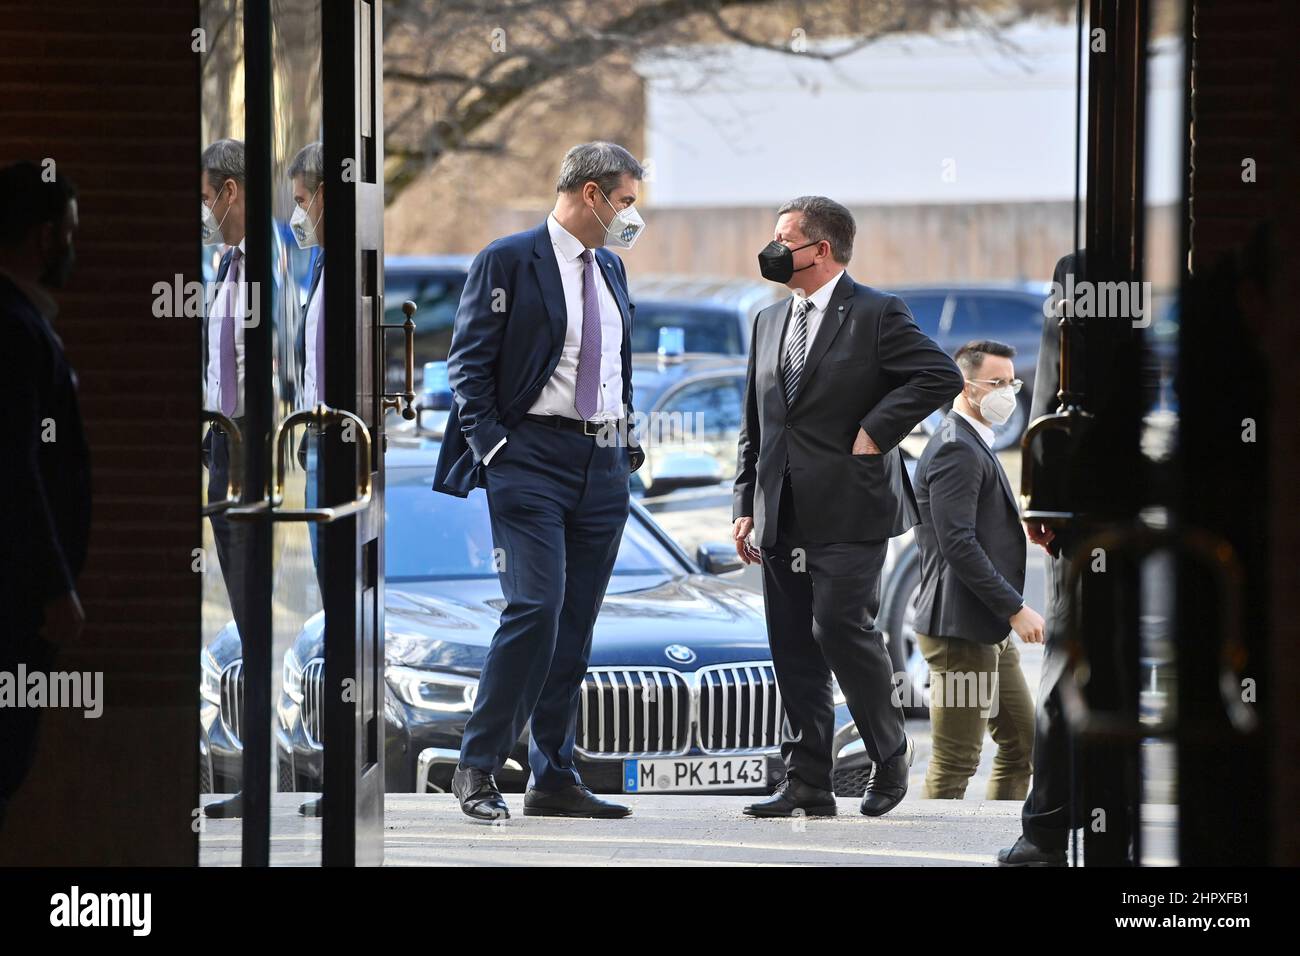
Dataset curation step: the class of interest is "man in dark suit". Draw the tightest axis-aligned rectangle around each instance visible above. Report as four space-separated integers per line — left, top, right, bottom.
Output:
913 341 1042 802
434 142 646 821
199 138 250 821
0 161 88 830
733 196 964 818
199 138 250 643
998 251 1083 866
289 141 326 574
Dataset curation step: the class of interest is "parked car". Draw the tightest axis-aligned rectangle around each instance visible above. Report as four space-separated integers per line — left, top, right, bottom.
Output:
199 437 878 799
628 275 784 357
895 283 1051 451
382 254 471 392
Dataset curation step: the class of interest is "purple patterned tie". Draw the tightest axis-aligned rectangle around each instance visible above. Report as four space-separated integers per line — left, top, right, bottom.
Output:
220 247 241 416
574 248 601 420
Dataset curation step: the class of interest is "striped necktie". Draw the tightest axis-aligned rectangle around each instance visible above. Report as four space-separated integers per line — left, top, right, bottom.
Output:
781 297 812 406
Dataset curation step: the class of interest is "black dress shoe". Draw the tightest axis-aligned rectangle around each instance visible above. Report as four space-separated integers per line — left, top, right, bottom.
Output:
997 835 1067 867
523 784 631 818
860 736 914 817
452 766 510 822
743 776 837 818
204 792 243 819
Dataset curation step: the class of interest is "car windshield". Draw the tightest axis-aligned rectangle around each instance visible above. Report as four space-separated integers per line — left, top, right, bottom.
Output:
630 302 742 354
384 468 684 581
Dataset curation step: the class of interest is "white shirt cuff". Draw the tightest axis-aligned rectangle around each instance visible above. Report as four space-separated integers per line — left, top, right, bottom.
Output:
482 435 508 465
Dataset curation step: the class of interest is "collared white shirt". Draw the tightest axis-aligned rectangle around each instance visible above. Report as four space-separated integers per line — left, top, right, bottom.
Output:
486 214 625 465
955 408 996 448
204 239 247 417
528 213 625 421
303 269 324 409
786 268 845 363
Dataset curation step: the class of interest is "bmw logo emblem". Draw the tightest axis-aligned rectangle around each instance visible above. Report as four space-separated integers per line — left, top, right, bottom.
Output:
665 644 696 665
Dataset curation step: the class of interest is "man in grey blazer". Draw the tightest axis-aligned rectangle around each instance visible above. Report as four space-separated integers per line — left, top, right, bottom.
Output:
733 196 963 818
913 340 1043 803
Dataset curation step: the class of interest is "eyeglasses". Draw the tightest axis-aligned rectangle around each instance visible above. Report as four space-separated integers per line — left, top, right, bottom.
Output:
970 378 1023 394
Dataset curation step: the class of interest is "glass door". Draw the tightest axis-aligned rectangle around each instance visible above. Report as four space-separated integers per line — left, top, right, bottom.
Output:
198 0 387 867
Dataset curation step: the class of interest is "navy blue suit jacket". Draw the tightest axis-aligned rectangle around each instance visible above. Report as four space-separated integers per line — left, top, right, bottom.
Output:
433 221 642 497
0 274 91 627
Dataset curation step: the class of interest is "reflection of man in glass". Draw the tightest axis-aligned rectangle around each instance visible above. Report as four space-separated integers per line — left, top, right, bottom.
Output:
289 142 326 575
0 162 86 832
200 138 250 820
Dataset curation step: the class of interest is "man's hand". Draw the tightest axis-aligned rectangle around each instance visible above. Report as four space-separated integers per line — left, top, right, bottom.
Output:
851 428 881 455
41 589 85 645
732 517 762 565
1010 604 1046 644
1024 520 1055 551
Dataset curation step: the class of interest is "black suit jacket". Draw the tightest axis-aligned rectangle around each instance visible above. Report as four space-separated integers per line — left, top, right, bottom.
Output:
0 274 91 627
433 221 643 497
733 272 963 546
201 247 235 389
913 410 1026 644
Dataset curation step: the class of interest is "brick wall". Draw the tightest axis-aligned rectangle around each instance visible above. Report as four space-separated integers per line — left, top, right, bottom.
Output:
0 0 200 864
1189 0 1298 864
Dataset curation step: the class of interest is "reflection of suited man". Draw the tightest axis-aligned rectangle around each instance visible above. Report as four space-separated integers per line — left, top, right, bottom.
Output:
734 196 963 818
0 162 88 829
998 251 1083 866
434 142 646 822
289 140 327 588
200 140 252 647
292 250 324 584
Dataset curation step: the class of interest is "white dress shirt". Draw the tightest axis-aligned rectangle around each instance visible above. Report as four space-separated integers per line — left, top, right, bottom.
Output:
303 270 324 409
785 268 845 363
485 214 626 465
204 238 247 417
955 408 996 447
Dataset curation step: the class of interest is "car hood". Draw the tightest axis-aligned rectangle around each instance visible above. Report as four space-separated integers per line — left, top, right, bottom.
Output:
293 571 770 673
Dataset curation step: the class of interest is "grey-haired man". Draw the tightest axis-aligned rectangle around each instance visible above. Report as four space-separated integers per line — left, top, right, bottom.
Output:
434 142 647 821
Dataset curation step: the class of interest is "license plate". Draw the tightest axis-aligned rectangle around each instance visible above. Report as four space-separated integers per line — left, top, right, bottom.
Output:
623 756 769 792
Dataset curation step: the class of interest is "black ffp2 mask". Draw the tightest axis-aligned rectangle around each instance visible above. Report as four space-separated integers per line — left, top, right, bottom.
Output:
757 239 818 283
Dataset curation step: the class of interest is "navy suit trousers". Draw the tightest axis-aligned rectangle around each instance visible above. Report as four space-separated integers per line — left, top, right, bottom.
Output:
458 418 631 791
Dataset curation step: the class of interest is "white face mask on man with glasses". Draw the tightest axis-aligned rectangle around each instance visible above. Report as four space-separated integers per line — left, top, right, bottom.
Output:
967 376 1022 426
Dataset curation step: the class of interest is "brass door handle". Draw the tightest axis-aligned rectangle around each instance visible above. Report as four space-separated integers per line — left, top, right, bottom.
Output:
202 411 243 516
228 404 372 523
380 300 418 421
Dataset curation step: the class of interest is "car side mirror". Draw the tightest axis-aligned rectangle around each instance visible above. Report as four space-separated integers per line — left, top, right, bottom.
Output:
697 542 743 576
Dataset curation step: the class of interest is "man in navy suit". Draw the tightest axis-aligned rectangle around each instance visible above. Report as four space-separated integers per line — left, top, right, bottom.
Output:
434 142 646 821
199 138 251 820
0 161 88 829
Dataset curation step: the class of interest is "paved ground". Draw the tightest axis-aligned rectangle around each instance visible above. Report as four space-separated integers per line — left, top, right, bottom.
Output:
198 789 1176 866
198 450 1179 865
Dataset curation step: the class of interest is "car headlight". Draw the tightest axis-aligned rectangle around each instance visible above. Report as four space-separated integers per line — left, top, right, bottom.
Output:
832 675 846 706
201 648 223 705
387 666 478 712
283 647 304 704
